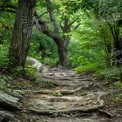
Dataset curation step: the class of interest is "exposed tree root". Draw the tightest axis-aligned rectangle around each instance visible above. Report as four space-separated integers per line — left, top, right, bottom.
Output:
42 75 92 81
32 86 82 95
28 95 104 115
29 103 104 115
98 109 113 118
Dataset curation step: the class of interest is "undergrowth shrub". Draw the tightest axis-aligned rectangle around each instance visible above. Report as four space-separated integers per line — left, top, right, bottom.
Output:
0 44 9 69
29 30 58 66
0 75 12 90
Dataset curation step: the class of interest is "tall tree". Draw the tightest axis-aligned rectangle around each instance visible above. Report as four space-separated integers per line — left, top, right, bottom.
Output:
9 0 36 71
33 0 81 66
45 0 68 66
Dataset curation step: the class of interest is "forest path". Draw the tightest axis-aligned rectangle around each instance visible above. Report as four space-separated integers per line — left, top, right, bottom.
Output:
19 67 111 122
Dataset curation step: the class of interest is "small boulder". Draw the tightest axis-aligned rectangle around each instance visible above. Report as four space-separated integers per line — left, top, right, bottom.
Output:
0 90 21 110
26 56 48 72
0 110 20 122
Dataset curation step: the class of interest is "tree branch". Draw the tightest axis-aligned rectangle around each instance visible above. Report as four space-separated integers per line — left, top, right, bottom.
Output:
38 11 48 17
62 17 70 33
68 17 79 28
0 8 16 13
33 13 64 45
0 4 16 13
45 0 59 33
73 23 81 30
59 22 63 30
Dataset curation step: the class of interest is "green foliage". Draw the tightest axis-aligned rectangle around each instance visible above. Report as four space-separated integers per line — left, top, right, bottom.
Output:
113 81 122 88
0 12 14 43
0 44 9 69
0 75 11 90
113 93 122 102
12 66 24 76
0 9 14 70
0 0 121 82
117 94 122 99
75 63 101 73
69 13 107 77
100 66 122 80
52 90 62 96
41 81 55 89
28 29 58 66
25 62 40 77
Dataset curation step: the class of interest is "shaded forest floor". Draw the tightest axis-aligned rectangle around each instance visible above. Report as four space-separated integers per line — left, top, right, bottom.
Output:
0 67 122 122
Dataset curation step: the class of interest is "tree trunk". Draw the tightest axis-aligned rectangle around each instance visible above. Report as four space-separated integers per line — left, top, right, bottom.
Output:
9 0 36 71
45 0 69 66
54 38 69 66
58 47 68 66
45 0 59 33
33 14 69 66
112 17 122 82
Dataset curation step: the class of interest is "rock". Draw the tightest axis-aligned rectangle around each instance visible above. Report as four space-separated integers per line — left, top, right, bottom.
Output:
0 90 21 109
82 118 95 122
26 56 48 72
5 89 23 100
26 56 43 71
42 66 48 73
54 72 67 77
0 110 20 122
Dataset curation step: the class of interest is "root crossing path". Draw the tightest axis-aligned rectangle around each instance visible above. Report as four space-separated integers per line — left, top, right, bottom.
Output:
18 68 110 122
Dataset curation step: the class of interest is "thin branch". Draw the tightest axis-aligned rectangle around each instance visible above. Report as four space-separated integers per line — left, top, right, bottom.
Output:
2 0 8 5
73 23 81 30
68 17 79 28
60 22 63 30
0 8 16 13
45 0 59 33
59 13 65 30
33 13 64 44
39 11 48 17
102 16 116 40
0 4 16 13
3 5 17 9
63 17 70 32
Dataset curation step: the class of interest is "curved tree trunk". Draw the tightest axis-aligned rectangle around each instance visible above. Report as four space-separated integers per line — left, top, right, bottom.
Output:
9 0 36 71
45 0 69 66
33 14 69 66
54 38 69 66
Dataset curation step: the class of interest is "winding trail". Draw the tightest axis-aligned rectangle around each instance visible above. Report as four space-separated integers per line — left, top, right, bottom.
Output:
19 67 110 122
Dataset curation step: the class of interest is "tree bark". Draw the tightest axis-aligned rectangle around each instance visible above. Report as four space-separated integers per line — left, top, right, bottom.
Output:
9 0 36 71
45 0 69 66
54 38 69 66
112 15 122 82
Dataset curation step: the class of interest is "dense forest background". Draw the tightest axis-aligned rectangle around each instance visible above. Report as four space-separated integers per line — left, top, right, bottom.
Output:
0 0 122 121
0 0 122 81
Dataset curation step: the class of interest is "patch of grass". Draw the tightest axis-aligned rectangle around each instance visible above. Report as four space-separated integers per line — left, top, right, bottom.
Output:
25 61 42 81
0 75 12 90
112 93 122 103
118 94 122 99
42 81 55 89
0 44 9 69
52 90 62 96
80 92 87 96
113 81 122 88
75 63 105 78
